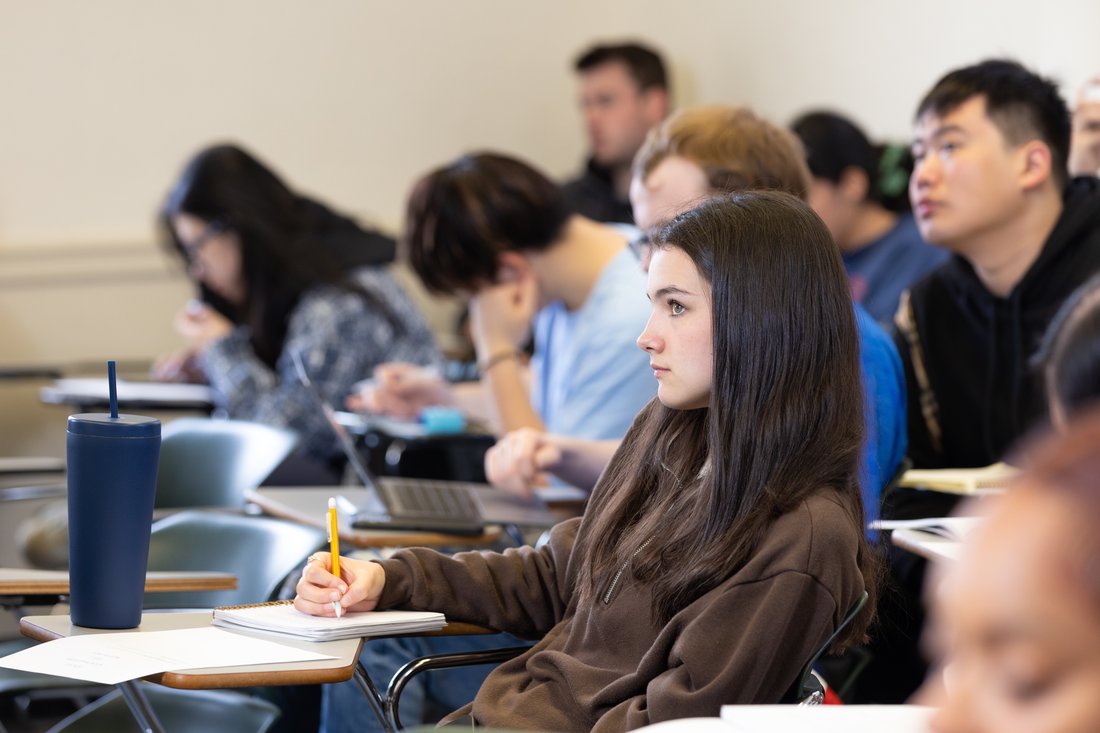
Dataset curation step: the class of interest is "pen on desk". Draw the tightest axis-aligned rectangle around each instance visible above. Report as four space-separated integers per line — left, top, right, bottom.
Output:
327 497 343 618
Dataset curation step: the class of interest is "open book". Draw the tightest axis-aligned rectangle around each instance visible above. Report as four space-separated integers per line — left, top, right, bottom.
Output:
212 600 446 641
898 461 1018 494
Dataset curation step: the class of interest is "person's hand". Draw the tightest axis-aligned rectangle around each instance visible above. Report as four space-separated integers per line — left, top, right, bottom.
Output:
173 301 234 353
151 349 206 383
1069 77 1100 176
347 362 452 418
294 551 386 616
484 428 563 498
468 273 538 359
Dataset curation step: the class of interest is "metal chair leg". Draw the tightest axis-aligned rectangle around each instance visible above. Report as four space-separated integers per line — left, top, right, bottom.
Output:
354 660 395 733
117 680 167 733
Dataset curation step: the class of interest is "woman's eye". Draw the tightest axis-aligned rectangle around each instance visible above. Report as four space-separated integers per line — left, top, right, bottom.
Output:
1007 676 1054 703
669 301 685 316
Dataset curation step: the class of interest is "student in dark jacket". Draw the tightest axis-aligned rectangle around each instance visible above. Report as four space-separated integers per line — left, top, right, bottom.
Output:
297 191 877 730
868 59 1100 706
897 59 1100 472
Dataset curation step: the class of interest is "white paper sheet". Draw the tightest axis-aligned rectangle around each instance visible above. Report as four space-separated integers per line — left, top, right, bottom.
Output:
0 627 334 685
719 705 934 732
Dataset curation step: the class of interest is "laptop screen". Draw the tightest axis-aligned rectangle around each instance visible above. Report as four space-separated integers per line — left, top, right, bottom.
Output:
290 352 386 496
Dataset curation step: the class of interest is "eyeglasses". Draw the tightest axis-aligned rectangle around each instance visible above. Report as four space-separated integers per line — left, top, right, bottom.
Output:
628 232 652 262
181 220 226 263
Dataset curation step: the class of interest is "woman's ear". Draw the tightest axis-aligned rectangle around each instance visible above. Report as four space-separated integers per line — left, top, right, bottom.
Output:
838 166 870 203
494 251 530 284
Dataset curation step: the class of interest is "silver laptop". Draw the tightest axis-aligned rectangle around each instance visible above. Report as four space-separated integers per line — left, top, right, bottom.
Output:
293 353 556 535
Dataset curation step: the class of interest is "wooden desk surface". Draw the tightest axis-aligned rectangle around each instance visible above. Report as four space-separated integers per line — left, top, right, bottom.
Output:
0 569 237 596
246 487 506 548
891 528 963 562
20 611 362 688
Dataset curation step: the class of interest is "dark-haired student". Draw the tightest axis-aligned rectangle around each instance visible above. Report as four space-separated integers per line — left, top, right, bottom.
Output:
356 152 654 447
873 59 1100 705
897 58 1100 473
299 191 876 731
563 41 671 224
157 143 438 476
791 110 948 327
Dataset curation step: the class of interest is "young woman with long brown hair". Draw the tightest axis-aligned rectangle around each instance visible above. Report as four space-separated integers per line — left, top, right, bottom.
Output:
297 190 877 730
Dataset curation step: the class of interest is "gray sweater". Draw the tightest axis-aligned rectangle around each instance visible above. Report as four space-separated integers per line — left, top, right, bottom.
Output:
377 490 864 731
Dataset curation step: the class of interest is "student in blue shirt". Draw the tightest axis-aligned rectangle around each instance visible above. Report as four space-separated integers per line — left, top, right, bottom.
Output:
330 152 655 733
791 110 948 328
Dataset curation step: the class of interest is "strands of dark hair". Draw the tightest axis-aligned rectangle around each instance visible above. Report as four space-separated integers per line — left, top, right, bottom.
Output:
403 153 571 296
915 59 1071 188
574 42 667 92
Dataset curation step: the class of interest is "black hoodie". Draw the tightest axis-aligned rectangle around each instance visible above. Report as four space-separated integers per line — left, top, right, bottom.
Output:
896 175 1100 469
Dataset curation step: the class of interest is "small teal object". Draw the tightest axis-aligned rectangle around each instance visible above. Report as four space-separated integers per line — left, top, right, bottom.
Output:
419 406 466 434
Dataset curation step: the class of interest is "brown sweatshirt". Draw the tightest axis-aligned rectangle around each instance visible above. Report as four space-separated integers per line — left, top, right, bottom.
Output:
376 491 863 731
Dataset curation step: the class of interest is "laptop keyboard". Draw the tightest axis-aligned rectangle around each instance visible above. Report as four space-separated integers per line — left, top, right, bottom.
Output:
381 479 482 520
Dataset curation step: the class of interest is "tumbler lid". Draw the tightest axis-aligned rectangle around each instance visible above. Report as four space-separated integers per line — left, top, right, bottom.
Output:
67 413 161 438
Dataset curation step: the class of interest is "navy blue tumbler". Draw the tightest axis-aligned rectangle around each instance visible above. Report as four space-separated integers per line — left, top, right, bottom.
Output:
66 413 161 629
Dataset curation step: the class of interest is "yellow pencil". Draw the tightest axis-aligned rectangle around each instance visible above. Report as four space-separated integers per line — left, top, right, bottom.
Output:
327 497 342 618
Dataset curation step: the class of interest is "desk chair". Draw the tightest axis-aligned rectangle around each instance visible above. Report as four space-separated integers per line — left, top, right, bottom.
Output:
144 510 327 609
155 418 299 509
356 591 871 731
45 512 327 733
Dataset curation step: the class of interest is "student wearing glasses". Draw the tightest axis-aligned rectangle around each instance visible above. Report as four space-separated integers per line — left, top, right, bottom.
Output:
158 143 438 475
300 191 878 730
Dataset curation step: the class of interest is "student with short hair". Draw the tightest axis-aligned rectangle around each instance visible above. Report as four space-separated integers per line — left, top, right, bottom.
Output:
790 110 948 326
300 191 877 730
870 58 1100 706
898 59 1100 472
361 152 654 444
563 41 671 224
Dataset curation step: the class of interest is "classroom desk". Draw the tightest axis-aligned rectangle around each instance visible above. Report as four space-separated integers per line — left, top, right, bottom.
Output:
0 568 237 599
40 378 214 412
246 487 507 548
890 528 964 562
19 611 362 733
0 365 63 380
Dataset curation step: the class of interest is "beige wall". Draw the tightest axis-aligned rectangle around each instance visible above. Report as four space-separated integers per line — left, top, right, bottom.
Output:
1 0 1098 456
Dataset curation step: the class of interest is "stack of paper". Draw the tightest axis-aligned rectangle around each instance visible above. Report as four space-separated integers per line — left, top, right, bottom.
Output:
719 705 934 732
869 516 983 541
898 462 1018 494
212 600 446 641
0 627 334 685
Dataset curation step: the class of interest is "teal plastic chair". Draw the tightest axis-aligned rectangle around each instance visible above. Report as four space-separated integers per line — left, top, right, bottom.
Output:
155 418 299 509
144 510 328 609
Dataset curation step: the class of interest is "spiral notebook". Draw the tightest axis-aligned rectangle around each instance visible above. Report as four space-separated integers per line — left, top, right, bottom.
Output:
212 600 446 641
